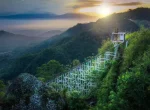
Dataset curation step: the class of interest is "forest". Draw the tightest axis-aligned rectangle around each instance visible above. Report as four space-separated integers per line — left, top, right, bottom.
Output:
0 27 150 110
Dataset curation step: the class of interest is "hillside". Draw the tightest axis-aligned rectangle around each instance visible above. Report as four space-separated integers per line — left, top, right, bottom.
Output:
92 27 150 110
1 28 150 110
24 8 150 54
1 8 150 80
0 30 50 53
37 30 63 38
10 29 63 37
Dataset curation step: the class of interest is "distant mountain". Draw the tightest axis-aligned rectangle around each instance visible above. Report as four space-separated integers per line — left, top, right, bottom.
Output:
10 30 64 37
57 13 96 19
10 30 46 37
0 30 50 52
37 30 63 38
0 13 95 20
20 8 150 55
0 13 57 19
121 8 150 21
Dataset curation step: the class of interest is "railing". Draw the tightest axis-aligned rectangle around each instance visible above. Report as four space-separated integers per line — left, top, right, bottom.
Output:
46 44 119 94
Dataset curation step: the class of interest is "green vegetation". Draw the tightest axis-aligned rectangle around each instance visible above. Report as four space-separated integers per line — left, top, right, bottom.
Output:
0 80 6 100
50 28 150 110
37 60 65 82
66 91 89 110
2 31 103 80
98 39 114 55
0 8 150 109
3 8 150 80
72 59 80 67
92 28 150 110
36 28 150 110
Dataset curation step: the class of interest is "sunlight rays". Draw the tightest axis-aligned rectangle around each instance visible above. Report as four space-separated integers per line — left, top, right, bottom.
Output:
97 4 111 17
78 3 112 17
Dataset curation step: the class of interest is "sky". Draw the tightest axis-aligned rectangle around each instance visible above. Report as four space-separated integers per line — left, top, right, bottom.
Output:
0 0 150 16
0 0 150 33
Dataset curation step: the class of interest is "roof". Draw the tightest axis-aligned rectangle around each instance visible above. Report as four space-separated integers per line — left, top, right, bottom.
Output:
112 32 126 34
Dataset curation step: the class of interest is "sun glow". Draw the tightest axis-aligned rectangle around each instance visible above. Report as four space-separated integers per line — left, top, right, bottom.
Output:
78 4 112 18
97 4 111 17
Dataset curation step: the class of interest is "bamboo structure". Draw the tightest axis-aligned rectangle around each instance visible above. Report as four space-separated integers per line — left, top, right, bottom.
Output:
47 45 119 94
47 32 125 94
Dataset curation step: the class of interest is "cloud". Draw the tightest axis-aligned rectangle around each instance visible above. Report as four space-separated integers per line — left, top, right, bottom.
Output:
68 0 102 9
69 0 148 10
113 2 143 6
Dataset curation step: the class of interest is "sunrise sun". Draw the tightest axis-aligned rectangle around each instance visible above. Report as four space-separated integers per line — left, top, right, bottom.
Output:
97 4 111 17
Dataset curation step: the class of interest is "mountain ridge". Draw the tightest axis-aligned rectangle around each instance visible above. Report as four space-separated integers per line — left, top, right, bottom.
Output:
0 12 96 20
1 8 150 80
37 30 63 38
0 31 50 52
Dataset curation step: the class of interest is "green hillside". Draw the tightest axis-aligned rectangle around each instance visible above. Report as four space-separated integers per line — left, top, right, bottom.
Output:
91 27 150 110
1 8 150 80
1 28 150 110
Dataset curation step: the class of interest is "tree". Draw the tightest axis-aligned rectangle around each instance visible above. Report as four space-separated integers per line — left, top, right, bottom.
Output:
67 91 89 110
98 39 113 55
0 80 6 100
36 60 65 82
72 59 80 67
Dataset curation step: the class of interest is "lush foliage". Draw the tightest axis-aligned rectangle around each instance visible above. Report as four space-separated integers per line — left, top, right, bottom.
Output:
66 91 89 110
122 27 150 72
0 9 150 109
36 60 65 82
0 80 6 100
98 39 114 55
72 59 80 67
93 28 150 110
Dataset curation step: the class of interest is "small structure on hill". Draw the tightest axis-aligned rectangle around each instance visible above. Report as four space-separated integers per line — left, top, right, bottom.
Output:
111 28 126 43
110 29 126 58
111 32 126 43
